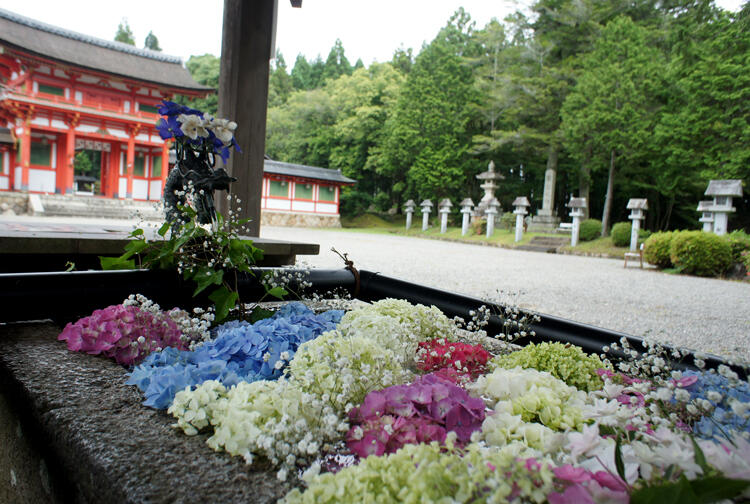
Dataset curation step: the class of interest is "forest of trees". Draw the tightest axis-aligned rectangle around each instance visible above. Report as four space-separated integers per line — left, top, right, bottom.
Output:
179 0 749 233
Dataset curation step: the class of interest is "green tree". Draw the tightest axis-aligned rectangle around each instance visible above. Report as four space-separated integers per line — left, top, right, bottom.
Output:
353 58 365 71
383 8 481 203
269 51 294 107
179 54 219 115
144 31 162 51
321 39 352 82
391 47 414 75
561 16 665 235
115 18 135 46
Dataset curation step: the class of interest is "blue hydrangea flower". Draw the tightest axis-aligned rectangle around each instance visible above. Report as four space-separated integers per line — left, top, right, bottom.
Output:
679 370 750 442
126 303 344 409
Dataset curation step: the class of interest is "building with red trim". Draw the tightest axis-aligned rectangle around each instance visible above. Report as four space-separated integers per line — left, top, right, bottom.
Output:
0 8 354 226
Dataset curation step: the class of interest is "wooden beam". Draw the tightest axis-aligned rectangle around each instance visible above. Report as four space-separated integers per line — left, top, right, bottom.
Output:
216 0 275 236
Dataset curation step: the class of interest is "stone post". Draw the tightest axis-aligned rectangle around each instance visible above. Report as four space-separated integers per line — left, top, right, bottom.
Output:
420 199 433 231
438 198 452 234
460 198 474 236
404 199 416 230
627 198 648 252
512 196 530 243
567 197 587 247
485 198 500 238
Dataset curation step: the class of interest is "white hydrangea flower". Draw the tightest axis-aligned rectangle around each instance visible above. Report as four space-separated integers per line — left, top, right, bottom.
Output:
177 114 209 140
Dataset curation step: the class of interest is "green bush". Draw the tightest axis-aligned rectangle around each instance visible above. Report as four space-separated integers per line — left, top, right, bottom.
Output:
579 219 601 242
611 222 632 247
612 222 651 247
726 230 750 262
372 192 391 213
339 189 373 217
500 212 516 231
669 230 732 277
643 231 674 268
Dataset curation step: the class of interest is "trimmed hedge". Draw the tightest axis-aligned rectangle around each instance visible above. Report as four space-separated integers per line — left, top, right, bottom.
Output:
669 230 732 277
727 230 750 262
643 231 674 268
579 219 601 242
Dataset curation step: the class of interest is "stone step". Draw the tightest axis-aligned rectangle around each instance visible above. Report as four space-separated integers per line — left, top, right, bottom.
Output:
516 236 567 253
38 194 163 220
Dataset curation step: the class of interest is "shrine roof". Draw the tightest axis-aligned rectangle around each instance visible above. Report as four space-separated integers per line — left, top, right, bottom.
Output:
0 8 210 93
264 159 356 185
705 180 743 197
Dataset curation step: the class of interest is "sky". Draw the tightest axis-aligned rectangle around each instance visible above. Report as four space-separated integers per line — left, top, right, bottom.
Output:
0 0 746 66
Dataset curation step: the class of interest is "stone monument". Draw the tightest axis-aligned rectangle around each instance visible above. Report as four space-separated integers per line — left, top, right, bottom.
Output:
567 197 587 247
626 199 648 252
404 199 416 230
420 199 433 231
529 168 561 232
460 198 474 236
512 196 530 243
703 180 743 236
438 199 452 234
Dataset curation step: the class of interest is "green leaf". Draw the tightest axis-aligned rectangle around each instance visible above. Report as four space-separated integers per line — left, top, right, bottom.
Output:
100 255 136 270
158 221 170 237
267 286 288 300
690 476 750 504
249 306 275 323
64 261 75 272
631 476 700 504
208 285 238 322
191 268 224 296
691 437 710 473
130 228 144 237
124 239 149 255
614 437 627 481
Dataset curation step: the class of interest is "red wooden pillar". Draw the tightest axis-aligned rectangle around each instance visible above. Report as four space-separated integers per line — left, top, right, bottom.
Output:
126 129 136 199
19 120 30 191
64 126 75 194
110 144 120 198
160 140 169 193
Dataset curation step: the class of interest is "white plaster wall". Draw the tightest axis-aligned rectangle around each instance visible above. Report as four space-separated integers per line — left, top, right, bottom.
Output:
109 128 128 139
2 152 8 174
78 75 100 84
267 199 292 211
149 180 162 200
37 66 51 75
14 167 21 189
31 117 49 127
135 133 149 142
29 169 55 192
119 177 127 196
51 119 68 129
76 124 100 133
316 202 338 214
51 144 57 169
292 201 315 212
133 179 148 199
0 176 8 190
136 88 149 95
110 81 129 91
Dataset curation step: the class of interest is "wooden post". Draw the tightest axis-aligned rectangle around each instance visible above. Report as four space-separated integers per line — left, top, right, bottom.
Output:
64 125 75 194
216 0 275 236
160 140 169 191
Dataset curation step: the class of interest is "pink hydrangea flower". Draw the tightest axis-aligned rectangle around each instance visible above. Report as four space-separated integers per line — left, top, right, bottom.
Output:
59 304 186 366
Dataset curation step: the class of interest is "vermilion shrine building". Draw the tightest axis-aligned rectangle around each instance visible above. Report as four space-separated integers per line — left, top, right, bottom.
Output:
0 8 353 225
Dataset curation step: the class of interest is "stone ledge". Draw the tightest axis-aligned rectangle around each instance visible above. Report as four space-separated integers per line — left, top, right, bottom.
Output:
0 323 289 503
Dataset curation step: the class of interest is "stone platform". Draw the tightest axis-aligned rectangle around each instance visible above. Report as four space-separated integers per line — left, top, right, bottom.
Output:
0 322 289 503
0 219 319 272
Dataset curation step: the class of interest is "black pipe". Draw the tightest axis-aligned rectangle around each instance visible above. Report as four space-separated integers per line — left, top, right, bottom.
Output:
1 267 742 378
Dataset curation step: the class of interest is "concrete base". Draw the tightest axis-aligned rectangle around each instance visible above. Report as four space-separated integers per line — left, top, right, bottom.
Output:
528 214 560 232
0 323 291 503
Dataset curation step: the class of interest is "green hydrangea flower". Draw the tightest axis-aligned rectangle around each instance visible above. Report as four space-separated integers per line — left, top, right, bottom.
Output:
491 342 609 392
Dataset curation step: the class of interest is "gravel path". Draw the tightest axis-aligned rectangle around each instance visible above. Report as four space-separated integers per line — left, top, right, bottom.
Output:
261 226 750 362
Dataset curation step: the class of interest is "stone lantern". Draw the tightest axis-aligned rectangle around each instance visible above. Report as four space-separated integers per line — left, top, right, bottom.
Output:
403 199 416 230
567 197 587 247
512 196 530 243
626 198 648 252
696 201 714 233
420 199 433 231
474 161 504 218
485 198 500 238
704 180 743 236
460 198 474 236
438 199 453 234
